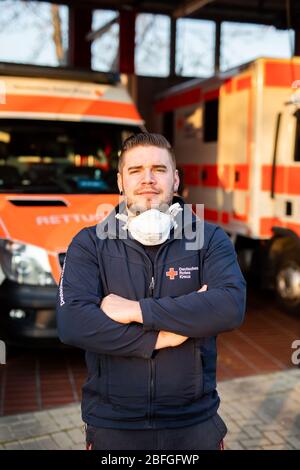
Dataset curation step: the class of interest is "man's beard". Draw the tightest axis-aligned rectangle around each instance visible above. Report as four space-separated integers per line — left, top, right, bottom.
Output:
126 190 174 216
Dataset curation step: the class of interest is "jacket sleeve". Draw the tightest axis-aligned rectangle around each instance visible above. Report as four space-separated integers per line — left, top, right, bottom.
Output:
56 229 158 358
139 227 246 338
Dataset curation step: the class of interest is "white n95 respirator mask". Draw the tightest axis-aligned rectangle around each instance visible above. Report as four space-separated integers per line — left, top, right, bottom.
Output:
116 203 182 246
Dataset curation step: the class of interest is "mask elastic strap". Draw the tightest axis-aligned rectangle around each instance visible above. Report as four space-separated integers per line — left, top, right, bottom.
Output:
115 213 129 231
168 203 183 229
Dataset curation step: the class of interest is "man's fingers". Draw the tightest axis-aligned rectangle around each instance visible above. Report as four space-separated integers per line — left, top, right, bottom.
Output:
198 284 208 292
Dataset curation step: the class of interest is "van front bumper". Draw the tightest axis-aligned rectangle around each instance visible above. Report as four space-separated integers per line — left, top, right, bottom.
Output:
0 279 59 344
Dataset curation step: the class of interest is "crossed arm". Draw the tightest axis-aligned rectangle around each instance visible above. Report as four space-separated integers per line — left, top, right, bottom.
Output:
100 285 208 350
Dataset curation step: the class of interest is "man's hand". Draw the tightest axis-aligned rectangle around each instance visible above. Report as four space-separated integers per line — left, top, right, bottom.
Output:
155 330 188 349
198 284 207 293
154 284 208 350
100 294 142 324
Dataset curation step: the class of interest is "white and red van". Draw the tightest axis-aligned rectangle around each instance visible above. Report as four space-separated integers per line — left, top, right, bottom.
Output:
155 57 300 314
0 63 142 343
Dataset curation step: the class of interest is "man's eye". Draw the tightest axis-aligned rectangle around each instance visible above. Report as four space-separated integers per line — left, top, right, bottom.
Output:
156 168 166 172
129 170 139 174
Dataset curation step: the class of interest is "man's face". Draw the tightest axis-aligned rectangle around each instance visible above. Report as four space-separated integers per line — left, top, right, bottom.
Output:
117 145 179 214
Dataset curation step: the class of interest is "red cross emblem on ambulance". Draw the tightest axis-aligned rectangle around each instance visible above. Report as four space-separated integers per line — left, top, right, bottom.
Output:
166 267 178 280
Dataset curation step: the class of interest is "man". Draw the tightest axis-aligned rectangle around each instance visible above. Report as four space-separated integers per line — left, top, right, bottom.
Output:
56 133 246 450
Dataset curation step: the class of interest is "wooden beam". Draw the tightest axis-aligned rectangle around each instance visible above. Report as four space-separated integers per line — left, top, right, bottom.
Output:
214 20 221 74
68 6 92 69
86 16 118 42
170 16 177 76
173 0 215 19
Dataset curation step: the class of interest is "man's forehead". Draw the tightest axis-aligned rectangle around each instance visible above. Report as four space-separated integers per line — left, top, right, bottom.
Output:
123 146 172 168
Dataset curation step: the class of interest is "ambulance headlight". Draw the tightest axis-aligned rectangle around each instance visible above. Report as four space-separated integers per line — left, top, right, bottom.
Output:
0 240 55 286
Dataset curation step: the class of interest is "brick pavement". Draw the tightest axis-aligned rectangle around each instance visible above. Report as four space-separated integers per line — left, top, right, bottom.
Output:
0 368 299 450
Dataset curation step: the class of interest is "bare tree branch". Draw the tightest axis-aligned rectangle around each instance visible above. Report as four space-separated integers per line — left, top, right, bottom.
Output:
51 4 65 65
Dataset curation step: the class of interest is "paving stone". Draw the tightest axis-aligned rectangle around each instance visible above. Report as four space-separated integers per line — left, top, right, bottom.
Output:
28 422 60 436
243 426 262 439
258 423 285 432
10 422 35 440
225 441 245 450
51 431 74 450
240 438 271 449
0 416 20 425
225 431 249 442
49 408 70 418
52 415 75 430
67 428 85 445
69 414 84 427
263 444 294 450
18 417 37 425
71 442 85 450
0 425 14 443
33 410 52 419
20 436 59 450
286 436 300 449
226 422 241 433
263 431 285 445
4 442 23 450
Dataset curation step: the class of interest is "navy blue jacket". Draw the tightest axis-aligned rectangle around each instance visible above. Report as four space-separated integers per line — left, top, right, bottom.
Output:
56 199 246 429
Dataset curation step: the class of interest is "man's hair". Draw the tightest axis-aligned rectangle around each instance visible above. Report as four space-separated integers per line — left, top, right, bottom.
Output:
118 132 176 171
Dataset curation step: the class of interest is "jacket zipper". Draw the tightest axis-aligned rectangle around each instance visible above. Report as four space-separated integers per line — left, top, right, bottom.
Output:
149 276 155 296
147 260 155 427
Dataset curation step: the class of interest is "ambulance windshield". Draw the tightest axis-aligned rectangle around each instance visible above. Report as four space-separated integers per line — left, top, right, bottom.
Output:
0 119 139 194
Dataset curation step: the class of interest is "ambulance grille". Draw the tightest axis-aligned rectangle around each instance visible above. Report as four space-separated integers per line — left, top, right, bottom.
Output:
8 199 67 207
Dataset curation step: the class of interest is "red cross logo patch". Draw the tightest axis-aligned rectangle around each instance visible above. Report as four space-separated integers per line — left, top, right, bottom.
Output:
166 267 178 280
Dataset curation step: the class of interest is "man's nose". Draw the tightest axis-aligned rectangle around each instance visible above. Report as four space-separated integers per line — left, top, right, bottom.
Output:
141 169 156 183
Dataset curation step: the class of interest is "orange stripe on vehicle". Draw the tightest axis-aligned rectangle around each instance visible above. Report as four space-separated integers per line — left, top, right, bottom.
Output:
202 165 219 186
204 208 218 222
232 212 248 222
234 165 249 190
223 76 251 95
261 165 300 195
236 76 251 91
221 212 229 224
224 79 233 94
155 87 202 113
260 217 300 238
180 163 249 190
180 164 200 186
264 61 300 88
1 94 142 121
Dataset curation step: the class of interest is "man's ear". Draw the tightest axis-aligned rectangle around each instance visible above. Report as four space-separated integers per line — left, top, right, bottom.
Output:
117 172 123 194
174 169 180 193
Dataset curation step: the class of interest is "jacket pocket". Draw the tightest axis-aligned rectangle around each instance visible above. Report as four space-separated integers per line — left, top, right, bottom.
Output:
105 356 149 417
155 339 204 408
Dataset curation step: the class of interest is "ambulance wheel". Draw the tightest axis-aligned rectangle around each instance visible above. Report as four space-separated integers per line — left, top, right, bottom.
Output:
275 251 300 315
